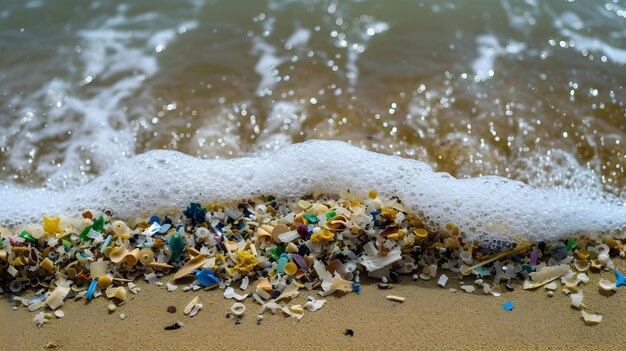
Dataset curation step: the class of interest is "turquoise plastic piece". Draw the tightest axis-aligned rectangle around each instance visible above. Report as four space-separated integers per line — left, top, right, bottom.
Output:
86 279 98 300
169 231 185 262
503 301 514 311
277 254 288 274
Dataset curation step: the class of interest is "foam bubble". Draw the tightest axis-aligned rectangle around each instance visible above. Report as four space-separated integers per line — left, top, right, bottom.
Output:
1 140 624 242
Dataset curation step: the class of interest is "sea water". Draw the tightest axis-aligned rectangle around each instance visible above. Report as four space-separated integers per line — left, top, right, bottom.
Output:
0 1 624 242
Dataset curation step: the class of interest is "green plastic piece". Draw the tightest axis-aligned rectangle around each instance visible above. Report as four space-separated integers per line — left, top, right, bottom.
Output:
92 215 105 233
303 213 319 223
325 211 336 220
19 231 37 244
268 246 285 260
78 225 93 242
169 232 185 263
566 239 576 251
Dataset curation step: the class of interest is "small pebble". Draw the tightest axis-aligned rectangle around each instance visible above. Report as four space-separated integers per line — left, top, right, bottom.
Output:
119 313 126 320
167 305 177 313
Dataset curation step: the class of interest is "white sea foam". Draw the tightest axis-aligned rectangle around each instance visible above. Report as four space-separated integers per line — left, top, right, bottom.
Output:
1 141 623 243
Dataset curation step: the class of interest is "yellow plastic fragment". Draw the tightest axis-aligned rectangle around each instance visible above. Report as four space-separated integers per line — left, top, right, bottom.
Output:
310 229 335 244
414 228 428 238
44 216 63 236
381 208 397 221
368 190 378 199
284 262 297 276
234 251 258 274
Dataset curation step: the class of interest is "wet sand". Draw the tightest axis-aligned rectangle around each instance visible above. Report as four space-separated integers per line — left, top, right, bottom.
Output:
2 262 625 351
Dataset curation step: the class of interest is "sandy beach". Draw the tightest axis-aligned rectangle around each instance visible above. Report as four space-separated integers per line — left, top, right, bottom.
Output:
3 263 624 351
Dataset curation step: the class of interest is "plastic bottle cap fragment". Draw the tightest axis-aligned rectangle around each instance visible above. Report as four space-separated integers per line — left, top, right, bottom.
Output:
231 302 246 316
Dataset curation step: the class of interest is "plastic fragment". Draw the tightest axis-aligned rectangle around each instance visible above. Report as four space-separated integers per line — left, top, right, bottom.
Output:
46 286 70 310
189 303 203 317
437 274 448 288
581 310 603 325
224 287 248 301
184 296 199 315
54 310 64 318
86 279 98 301
195 269 220 287
503 301 514 311
164 321 184 330
614 269 626 287
386 295 405 302
231 302 246 316
166 282 178 292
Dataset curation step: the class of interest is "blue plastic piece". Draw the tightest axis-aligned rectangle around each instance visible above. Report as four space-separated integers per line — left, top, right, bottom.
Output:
100 235 113 254
148 215 160 225
194 269 220 287
473 267 491 277
503 301 514 311
86 279 98 300
615 269 626 287
276 254 288 274
183 203 206 224
352 283 362 295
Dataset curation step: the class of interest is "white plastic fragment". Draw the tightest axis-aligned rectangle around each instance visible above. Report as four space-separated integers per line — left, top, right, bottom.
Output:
437 274 448 288
231 302 246 316
523 265 570 290
570 290 584 309
240 276 249 291
386 295 405 302
544 282 557 291
224 287 248 301
581 310 603 324
184 296 199 315
577 273 589 284
460 285 476 293
275 282 300 301
119 313 126 320
304 297 326 312
54 310 65 318
144 273 158 285
319 273 352 297
278 231 299 243
33 312 49 327
46 286 70 310
357 247 402 272
166 282 178 292
128 282 140 294
189 304 203 317
599 279 617 292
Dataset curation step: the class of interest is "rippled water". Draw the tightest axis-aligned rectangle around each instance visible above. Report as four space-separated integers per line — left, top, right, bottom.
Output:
1 0 625 199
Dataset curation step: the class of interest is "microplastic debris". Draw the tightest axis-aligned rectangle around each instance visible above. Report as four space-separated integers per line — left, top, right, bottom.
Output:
614 269 626 287
231 302 246 316
164 321 184 330
503 301 514 311
166 282 178 292
54 310 64 318
344 329 354 336
581 310 603 325
167 305 177 313
386 295 405 302
189 303 203 317
184 296 199 315
570 290 584 309
460 285 475 293
224 287 248 301
437 274 448 288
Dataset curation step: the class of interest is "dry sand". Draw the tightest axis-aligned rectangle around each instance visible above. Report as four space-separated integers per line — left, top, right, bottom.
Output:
2 263 625 351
